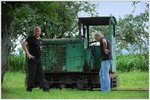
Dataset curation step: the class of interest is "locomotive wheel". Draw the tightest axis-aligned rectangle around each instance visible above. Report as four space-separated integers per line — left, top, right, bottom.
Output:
77 79 84 90
77 83 84 90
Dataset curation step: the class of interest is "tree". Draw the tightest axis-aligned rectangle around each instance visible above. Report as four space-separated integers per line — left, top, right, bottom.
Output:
88 2 149 55
116 2 149 54
10 1 98 50
2 2 22 83
18 47 24 55
1 1 59 83
1 1 98 83
55 1 98 38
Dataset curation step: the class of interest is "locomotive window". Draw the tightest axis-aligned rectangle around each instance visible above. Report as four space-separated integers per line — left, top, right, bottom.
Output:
81 24 88 38
80 24 84 37
89 25 110 43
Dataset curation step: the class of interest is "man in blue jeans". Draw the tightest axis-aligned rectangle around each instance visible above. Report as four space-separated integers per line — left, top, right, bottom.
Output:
94 32 112 92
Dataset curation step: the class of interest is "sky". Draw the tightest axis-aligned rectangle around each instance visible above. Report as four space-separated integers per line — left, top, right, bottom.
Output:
78 1 148 20
14 1 148 54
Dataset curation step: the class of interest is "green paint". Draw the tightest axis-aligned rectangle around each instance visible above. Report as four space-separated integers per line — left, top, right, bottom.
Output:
66 43 84 72
108 17 116 72
111 37 116 72
41 38 84 72
85 49 92 70
41 17 117 73
94 46 101 70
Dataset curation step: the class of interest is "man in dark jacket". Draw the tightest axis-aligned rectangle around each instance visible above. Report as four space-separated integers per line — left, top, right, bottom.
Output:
22 26 49 92
94 32 112 92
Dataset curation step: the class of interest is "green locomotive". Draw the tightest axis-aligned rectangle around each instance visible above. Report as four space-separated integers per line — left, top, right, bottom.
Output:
26 16 120 90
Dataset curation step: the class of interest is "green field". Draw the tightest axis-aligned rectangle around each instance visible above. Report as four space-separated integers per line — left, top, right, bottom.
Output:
7 53 149 72
2 71 149 99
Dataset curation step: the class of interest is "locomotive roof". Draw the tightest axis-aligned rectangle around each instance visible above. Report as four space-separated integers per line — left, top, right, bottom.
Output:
78 16 116 26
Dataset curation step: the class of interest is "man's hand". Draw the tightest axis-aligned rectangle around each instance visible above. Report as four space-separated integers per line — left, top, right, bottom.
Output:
40 46 42 51
104 49 110 55
27 54 35 59
22 41 35 60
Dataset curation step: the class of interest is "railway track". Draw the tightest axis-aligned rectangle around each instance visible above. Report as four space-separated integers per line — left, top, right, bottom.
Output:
111 89 149 91
91 88 149 91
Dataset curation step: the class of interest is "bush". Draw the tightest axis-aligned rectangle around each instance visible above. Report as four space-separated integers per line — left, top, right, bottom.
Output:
7 54 26 72
116 53 149 72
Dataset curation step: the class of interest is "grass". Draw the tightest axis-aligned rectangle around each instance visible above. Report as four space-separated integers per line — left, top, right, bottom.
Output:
116 53 148 71
1 71 149 99
114 71 149 89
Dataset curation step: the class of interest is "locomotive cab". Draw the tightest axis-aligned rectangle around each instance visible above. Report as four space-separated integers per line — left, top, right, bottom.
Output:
78 17 117 73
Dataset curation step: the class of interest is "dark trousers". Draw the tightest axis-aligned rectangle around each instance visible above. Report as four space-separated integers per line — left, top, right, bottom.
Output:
27 58 49 90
